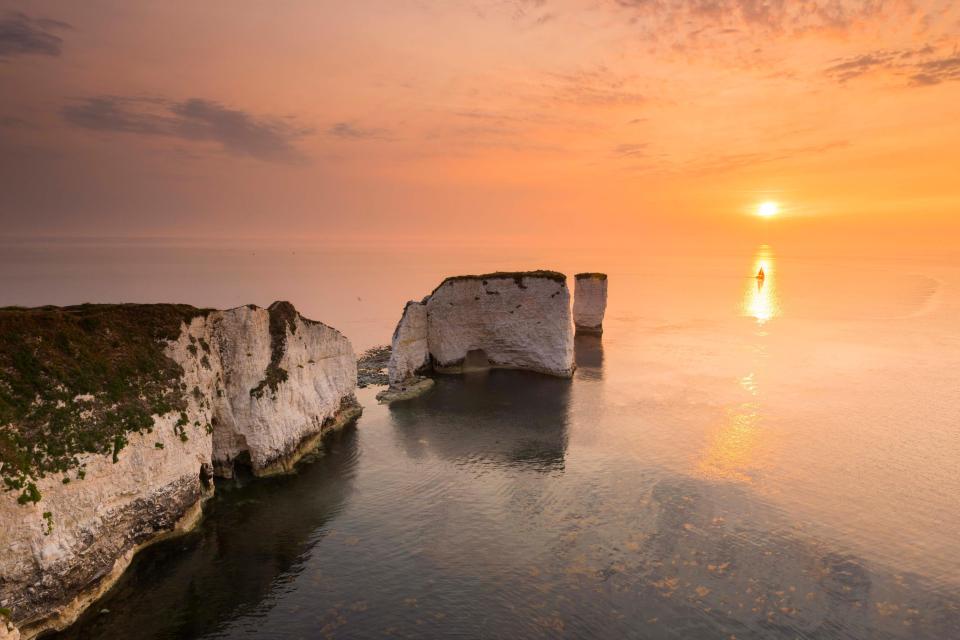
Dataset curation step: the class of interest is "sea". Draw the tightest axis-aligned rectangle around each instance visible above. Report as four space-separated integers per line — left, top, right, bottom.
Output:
3 238 958 639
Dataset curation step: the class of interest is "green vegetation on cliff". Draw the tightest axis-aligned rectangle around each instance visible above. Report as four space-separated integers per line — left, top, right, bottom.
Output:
430 270 567 297
0 304 210 504
250 301 297 399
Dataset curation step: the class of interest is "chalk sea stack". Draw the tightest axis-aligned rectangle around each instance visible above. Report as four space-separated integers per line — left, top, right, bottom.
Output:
573 273 608 335
380 271 575 402
0 302 359 639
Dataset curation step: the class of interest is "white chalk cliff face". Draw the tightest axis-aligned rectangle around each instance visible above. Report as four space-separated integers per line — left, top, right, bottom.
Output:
0 302 359 639
387 301 430 386
573 274 608 335
386 271 574 392
209 303 359 476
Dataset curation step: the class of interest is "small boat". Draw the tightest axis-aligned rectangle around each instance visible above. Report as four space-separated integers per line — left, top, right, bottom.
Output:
756 267 765 281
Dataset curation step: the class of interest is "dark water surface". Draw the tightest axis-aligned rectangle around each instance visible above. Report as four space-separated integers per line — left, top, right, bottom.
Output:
51 371 960 639
12 242 959 638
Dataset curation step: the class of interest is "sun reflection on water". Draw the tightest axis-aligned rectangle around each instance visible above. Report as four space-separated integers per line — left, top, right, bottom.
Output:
744 245 779 324
697 374 765 483
698 248 782 483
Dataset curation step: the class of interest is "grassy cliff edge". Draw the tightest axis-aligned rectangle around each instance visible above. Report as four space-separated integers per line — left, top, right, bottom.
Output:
0 304 213 505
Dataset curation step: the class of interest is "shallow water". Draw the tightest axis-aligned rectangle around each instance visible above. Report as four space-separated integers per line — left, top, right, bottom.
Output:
7 241 957 639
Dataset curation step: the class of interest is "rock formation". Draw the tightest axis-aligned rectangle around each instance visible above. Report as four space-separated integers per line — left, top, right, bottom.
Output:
0 302 359 639
1 616 19 640
380 271 574 401
573 273 608 335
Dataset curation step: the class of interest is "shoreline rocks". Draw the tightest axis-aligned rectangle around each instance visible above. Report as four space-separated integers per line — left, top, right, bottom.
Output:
382 271 575 402
573 273 608 335
0 302 360 639
356 345 391 388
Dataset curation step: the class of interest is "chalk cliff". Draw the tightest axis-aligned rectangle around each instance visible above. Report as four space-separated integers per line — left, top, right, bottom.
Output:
381 271 574 400
0 302 359 639
573 273 608 335
387 301 430 386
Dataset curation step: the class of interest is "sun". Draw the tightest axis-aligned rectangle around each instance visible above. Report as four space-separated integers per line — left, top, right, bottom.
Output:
757 201 779 218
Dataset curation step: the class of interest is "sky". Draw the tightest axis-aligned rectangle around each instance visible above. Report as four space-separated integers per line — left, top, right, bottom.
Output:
1 0 958 252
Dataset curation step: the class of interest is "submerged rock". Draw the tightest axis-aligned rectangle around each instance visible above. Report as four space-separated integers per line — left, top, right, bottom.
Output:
573 273 608 335
0 302 359 638
382 271 575 401
375 377 435 404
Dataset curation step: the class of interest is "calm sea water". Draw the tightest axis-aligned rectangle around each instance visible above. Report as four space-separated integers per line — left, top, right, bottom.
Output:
4 240 958 639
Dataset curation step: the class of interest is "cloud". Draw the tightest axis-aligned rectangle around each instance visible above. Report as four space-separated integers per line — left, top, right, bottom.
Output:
613 142 648 157
62 96 311 163
0 11 71 59
606 0 935 63
687 139 850 174
909 54 960 85
824 46 960 87
611 0 905 33
327 122 390 140
470 0 553 26
824 52 899 82
544 67 647 106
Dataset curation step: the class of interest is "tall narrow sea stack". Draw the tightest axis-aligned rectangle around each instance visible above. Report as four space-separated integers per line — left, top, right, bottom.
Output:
382 271 575 401
0 302 360 639
573 273 608 335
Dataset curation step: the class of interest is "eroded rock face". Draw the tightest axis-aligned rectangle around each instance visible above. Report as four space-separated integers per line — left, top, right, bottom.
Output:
209 303 360 477
573 273 608 335
385 271 574 396
0 302 358 638
387 301 430 386
1 619 20 640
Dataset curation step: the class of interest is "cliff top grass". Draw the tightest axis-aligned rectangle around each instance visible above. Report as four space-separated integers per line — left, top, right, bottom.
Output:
0 303 211 504
431 270 566 297
575 272 607 280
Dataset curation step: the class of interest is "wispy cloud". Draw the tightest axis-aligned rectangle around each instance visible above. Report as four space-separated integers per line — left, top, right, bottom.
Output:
62 96 311 163
543 66 647 107
0 11 71 59
687 139 851 174
611 0 916 34
605 0 937 67
909 53 960 85
613 142 648 158
328 121 391 140
470 0 554 26
825 45 960 86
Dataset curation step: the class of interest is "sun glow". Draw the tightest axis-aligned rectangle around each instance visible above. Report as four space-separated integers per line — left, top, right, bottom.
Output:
757 201 779 218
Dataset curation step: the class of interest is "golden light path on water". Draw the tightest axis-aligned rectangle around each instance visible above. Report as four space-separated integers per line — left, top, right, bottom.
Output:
745 245 779 325
697 246 779 483
697 373 764 483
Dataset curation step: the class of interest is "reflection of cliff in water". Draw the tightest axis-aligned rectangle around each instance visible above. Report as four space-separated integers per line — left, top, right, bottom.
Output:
389 370 570 471
574 334 604 379
47 425 360 640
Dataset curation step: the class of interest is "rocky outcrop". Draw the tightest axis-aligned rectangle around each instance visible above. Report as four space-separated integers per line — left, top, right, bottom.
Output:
381 271 574 401
0 302 359 639
206 302 360 477
573 273 608 335
387 301 430 385
1 618 19 640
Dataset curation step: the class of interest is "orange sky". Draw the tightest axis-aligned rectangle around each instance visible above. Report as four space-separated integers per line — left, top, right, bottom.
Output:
1 0 958 253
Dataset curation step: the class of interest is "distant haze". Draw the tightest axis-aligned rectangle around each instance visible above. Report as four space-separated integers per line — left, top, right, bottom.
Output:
1 1 958 254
